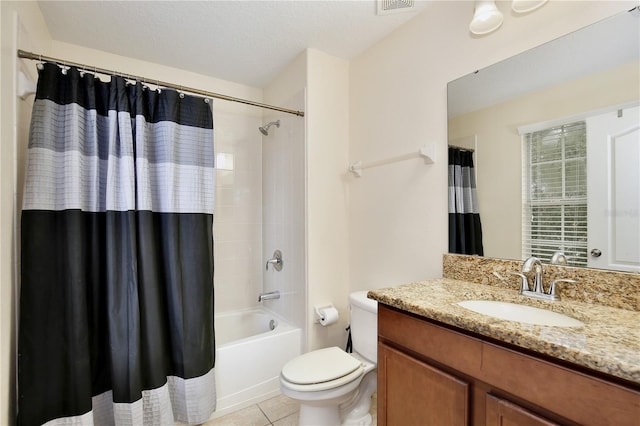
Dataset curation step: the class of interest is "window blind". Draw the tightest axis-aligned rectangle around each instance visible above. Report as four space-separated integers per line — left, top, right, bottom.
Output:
522 121 588 266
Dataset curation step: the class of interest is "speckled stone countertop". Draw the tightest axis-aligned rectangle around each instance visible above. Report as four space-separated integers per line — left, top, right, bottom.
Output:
368 278 640 385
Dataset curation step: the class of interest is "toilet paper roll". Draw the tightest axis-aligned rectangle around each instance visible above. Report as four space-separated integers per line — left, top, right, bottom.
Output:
318 307 339 326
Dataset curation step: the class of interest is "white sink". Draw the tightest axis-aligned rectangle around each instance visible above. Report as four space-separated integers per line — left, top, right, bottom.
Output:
457 300 584 327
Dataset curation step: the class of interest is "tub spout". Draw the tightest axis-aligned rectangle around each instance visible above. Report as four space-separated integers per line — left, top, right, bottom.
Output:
258 290 280 302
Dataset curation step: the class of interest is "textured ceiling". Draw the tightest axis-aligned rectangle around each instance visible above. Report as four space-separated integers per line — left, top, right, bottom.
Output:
38 0 433 88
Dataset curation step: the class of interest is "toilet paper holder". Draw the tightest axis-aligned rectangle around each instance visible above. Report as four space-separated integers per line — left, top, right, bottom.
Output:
314 304 337 323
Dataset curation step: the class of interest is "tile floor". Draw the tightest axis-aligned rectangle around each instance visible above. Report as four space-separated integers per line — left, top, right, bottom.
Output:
203 392 377 426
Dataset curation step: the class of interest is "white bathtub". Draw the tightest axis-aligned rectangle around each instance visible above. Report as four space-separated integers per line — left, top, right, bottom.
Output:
212 308 302 417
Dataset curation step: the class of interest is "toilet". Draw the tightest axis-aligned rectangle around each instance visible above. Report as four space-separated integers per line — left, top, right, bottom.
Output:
280 291 378 426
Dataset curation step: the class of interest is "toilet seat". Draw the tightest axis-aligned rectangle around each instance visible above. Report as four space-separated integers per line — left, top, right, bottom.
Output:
281 347 364 392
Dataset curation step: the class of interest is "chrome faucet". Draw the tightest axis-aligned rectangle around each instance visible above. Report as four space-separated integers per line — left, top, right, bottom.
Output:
550 251 569 265
258 290 280 302
507 272 530 293
522 256 544 293
513 256 576 301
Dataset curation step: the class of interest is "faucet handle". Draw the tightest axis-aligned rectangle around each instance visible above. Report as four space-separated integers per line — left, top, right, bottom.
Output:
548 279 577 299
507 272 530 293
266 250 283 271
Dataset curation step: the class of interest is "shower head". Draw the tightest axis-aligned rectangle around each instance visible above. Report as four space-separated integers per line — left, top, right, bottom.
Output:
259 120 280 136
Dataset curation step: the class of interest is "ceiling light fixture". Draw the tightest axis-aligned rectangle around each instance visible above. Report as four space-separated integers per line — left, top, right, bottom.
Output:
469 0 504 35
512 0 548 13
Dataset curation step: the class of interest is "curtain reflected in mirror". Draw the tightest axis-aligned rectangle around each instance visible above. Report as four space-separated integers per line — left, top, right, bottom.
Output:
448 147 484 256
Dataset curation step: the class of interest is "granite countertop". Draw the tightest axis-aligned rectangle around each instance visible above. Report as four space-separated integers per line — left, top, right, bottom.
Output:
368 278 640 385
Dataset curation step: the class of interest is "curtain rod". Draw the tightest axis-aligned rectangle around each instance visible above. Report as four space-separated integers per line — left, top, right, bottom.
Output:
17 49 305 117
448 144 475 152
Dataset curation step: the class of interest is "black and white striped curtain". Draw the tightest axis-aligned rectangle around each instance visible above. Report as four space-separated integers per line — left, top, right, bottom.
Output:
19 63 216 426
448 147 484 255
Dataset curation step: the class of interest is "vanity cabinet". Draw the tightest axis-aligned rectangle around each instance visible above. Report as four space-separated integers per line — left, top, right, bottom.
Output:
379 343 469 425
485 394 558 426
377 304 640 426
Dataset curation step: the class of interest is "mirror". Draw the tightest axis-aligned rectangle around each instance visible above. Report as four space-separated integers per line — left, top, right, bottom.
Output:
447 8 640 273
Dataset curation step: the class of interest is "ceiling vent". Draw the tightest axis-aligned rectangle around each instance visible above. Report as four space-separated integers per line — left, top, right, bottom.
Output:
377 0 415 15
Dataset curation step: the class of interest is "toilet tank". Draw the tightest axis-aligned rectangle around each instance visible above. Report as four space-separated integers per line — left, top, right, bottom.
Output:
349 291 378 363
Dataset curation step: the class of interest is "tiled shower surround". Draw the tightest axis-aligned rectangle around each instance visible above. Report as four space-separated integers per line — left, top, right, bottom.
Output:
213 110 264 313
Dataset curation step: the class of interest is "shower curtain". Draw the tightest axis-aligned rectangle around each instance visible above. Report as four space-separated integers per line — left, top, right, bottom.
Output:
19 63 216 426
448 147 484 255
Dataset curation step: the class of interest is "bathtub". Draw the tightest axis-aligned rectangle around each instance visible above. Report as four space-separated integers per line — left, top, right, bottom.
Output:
212 308 302 417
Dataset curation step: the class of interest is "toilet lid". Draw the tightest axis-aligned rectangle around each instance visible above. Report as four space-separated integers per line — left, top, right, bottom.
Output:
281 346 362 385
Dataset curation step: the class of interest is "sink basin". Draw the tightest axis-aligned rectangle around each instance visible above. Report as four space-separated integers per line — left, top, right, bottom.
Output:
457 300 584 327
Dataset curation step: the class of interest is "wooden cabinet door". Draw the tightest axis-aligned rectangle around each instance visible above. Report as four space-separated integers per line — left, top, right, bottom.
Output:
485 394 559 426
378 343 469 426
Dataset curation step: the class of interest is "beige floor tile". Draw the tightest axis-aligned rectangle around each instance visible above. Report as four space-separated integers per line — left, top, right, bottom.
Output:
257 394 300 422
202 404 271 426
271 412 299 426
202 391 376 426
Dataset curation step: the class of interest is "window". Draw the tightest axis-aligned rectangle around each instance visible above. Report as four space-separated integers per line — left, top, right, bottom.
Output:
522 121 587 266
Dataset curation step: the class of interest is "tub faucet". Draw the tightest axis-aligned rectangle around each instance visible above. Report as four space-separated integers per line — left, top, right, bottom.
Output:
258 290 280 302
266 250 283 271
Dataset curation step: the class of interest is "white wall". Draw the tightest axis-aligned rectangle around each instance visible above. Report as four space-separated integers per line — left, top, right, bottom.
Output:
1 2 52 423
305 50 350 351
348 0 635 291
